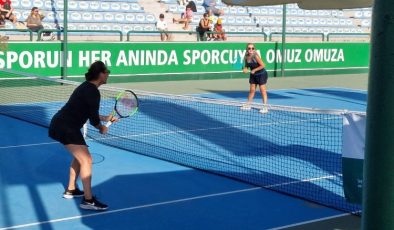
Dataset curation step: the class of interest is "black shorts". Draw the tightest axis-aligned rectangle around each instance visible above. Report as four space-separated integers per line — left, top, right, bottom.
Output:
249 70 268 85
48 117 86 146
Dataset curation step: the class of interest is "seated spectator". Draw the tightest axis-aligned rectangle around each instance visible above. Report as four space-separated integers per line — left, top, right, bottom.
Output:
26 7 45 32
213 18 226 41
0 0 17 23
26 7 54 40
197 13 211 41
0 14 5 27
202 0 224 17
173 6 193 30
156 13 171 41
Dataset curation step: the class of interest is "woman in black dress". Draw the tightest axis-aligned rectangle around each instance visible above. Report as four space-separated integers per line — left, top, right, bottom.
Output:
49 61 115 211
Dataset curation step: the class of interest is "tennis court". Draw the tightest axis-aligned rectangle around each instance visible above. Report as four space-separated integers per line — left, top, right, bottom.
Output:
0 73 366 230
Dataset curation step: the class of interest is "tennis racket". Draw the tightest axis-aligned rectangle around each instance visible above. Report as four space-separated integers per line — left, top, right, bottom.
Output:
105 90 139 127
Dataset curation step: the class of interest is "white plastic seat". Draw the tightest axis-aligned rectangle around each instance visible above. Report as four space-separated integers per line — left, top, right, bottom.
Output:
267 18 275 25
244 17 252 24
125 14 135 23
235 17 244 24
89 24 100 30
112 24 122 31
79 1 89 10
104 13 115 22
221 6 230 14
21 11 29 20
133 25 143 31
111 3 121 11
70 12 82 21
121 3 130 11
227 17 235 24
90 2 100 11
33 0 43 8
68 1 78 10
93 13 103 22
44 1 52 9
364 10 372 17
11 0 20 7
77 24 89 30
131 3 141 11
237 27 245 33
123 25 133 32
251 8 260 15
100 2 111 11
68 24 77 30
259 17 267 24
114 13 125 22
144 25 154 31
135 14 146 23
82 12 93 21
21 0 32 8
237 7 247 14
145 14 156 23
56 1 64 9
354 11 363 18
101 24 111 30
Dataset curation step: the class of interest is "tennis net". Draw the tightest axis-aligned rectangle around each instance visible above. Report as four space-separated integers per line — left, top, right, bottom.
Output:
0 70 362 213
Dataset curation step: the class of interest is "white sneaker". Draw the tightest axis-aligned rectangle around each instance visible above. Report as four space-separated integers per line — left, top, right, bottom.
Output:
240 105 251 110
259 107 268 114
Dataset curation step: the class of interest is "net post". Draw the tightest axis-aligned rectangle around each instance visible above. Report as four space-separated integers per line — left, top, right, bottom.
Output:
362 0 394 229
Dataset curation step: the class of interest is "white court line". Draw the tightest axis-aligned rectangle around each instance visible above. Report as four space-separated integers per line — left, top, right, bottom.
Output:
0 141 58 149
267 213 353 230
265 175 339 189
0 187 261 230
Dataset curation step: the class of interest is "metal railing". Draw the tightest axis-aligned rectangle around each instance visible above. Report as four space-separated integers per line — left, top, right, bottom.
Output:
269 32 325 41
203 31 268 41
126 30 200 41
0 28 34 41
0 28 371 43
37 29 123 41
326 33 370 41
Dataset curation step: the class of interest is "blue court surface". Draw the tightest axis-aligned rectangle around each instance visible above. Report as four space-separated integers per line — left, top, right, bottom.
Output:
0 87 366 230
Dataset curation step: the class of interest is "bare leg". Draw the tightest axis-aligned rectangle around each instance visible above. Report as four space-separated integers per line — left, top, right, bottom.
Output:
247 84 257 103
259 84 268 104
67 158 80 190
65 144 93 200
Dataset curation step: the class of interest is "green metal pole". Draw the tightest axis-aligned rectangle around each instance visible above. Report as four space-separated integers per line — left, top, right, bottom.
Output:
362 0 394 229
62 0 68 79
281 4 286 77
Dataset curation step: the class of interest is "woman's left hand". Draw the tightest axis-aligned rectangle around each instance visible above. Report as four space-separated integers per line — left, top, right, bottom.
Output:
250 70 255 74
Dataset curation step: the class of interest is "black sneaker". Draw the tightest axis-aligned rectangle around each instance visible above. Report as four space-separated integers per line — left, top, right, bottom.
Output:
80 196 108 211
63 188 84 199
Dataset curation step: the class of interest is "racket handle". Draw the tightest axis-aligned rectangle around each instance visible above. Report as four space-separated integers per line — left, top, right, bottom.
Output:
105 120 113 127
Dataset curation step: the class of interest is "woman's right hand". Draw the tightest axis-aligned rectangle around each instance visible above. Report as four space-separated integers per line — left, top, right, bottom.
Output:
98 124 108 134
242 67 248 74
